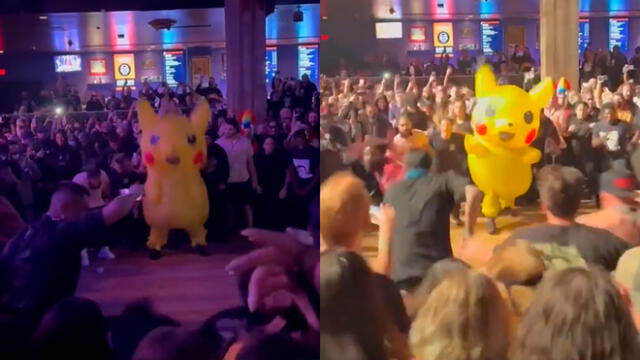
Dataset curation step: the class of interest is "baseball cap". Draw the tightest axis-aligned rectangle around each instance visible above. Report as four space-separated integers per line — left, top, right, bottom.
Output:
614 247 640 309
599 161 637 199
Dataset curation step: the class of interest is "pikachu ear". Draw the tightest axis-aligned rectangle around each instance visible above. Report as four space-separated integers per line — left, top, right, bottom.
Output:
528 77 554 110
190 98 210 135
136 100 157 131
475 65 497 97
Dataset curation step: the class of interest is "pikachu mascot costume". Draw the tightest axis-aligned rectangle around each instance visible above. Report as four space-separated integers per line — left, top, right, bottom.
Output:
137 100 210 258
465 66 554 233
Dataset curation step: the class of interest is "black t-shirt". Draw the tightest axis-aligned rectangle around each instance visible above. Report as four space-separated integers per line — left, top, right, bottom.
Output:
369 115 391 139
289 146 320 187
430 132 468 175
106 168 142 198
0 212 106 323
384 171 469 284
373 273 411 334
254 150 292 194
503 223 629 271
568 116 596 160
351 162 383 205
592 120 631 161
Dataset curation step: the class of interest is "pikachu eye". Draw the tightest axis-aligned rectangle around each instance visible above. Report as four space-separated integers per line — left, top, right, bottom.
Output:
485 105 496 117
150 134 160 145
524 111 534 124
187 134 197 145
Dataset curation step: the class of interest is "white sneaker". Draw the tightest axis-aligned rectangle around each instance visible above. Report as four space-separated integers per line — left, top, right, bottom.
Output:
81 249 90 267
98 247 116 260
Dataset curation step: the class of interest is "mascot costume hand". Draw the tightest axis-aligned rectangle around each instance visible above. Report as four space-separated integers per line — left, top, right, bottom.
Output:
137 100 210 252
465 66 554 220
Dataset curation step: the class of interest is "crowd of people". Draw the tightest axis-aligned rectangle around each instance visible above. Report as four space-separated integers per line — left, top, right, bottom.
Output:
319 43 640 359
0 73 321 359
335 45 537 79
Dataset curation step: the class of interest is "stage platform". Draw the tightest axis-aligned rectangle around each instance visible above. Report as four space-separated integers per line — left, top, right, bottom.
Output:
76 238 254 326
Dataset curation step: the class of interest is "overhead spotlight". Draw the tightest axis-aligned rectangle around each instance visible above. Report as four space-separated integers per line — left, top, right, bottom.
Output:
39 15 48 20
389 7 396 15
293 6 304 22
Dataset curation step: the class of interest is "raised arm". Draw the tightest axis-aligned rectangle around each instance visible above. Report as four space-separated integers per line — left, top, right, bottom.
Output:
443 65 453 88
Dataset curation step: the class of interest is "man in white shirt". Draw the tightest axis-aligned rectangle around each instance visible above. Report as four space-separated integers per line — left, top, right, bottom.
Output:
72 165 115 266
216 119 260 230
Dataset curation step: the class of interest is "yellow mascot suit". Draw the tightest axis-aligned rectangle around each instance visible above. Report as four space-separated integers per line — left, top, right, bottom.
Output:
137 100 210 256
465 66 554 232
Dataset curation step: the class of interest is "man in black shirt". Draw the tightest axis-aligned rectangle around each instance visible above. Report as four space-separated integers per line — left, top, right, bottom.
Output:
85 92 105 112
592 103 632 171
384 150 481 290
289 130 320 228
196 77 224 108
500 165 629 271
0 181 142 329
429 119 468 176
568 101 599 201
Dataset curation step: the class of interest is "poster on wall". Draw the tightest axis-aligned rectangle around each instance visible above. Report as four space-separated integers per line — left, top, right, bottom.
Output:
163 50 186 87
433 22 454 55
266 47 278 88
298 44 318 83
89 58 106 76
191 56 211 86
113 53 136 88
579 19 590 54
609 18 628 53
54 55 82 73
481 21 503 55
409 26 426 42
375 22 403 39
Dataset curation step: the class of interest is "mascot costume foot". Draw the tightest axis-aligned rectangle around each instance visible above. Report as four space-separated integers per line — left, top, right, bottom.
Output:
137 99 210 258
465 66 554 234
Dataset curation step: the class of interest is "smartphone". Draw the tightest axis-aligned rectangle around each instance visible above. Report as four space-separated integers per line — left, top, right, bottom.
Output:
369 205 381 223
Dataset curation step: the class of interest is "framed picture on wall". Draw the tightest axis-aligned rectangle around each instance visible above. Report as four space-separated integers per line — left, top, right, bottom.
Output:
143 58 155 70
89 58 107 76
409 26 426 43
191 56 211 86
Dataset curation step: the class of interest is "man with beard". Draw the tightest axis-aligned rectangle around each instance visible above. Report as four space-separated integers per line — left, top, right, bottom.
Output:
72 165 115 266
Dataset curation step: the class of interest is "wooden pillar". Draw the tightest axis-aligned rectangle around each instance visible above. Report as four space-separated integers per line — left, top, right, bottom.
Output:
540 0 579 87
224 0 267 122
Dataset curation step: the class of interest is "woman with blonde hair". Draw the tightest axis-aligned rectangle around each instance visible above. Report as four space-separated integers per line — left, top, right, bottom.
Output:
410 270 509 360
515 266 639 360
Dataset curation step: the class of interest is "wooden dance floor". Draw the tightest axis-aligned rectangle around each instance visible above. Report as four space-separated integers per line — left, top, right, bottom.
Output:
76 238 254 326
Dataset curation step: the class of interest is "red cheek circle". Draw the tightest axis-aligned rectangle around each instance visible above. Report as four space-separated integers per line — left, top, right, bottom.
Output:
475 124 487 136
525 129 537 145
144 152 155 166
193 151 204 165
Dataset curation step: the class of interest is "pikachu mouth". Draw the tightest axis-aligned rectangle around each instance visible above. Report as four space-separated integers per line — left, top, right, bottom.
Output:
499 131 515 142
165 155 181 165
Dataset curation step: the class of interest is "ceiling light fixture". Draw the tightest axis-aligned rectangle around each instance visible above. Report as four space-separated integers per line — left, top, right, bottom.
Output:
39 15 48 20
